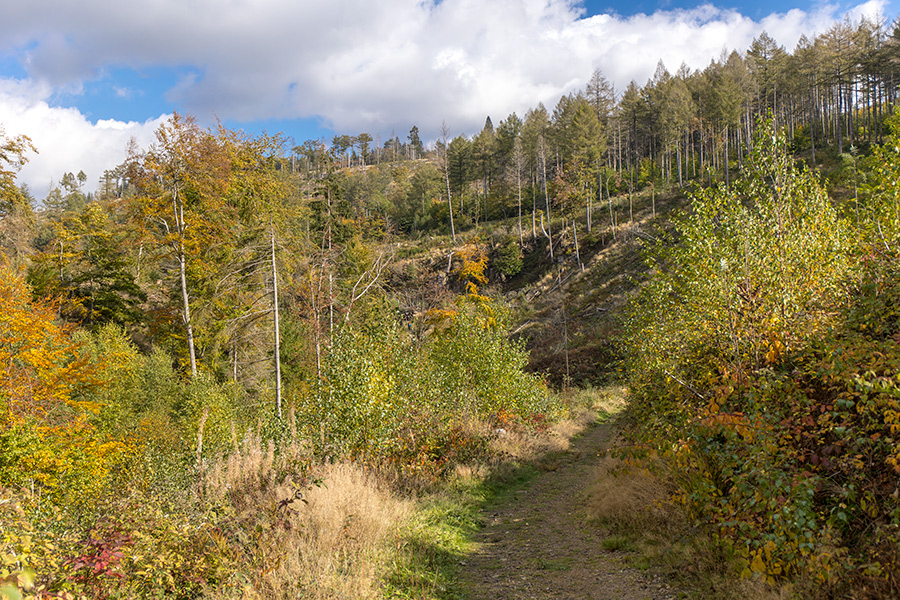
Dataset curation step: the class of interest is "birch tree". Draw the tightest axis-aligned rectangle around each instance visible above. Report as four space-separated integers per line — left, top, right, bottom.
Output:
128 114 232 378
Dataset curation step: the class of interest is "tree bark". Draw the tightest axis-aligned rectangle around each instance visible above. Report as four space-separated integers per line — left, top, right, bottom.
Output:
271 224 282 419
174 189 198 379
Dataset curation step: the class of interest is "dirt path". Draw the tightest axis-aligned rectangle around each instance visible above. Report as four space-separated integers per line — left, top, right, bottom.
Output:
459 422 676 600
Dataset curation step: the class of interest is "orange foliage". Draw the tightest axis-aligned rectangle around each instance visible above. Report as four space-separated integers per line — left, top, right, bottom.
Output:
0 264 99 426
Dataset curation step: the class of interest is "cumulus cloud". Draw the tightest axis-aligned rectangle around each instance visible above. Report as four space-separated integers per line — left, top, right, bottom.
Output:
0 0 892 194
0 79 166 199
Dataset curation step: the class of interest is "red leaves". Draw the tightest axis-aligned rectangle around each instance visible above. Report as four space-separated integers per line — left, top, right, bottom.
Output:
66 523 134 592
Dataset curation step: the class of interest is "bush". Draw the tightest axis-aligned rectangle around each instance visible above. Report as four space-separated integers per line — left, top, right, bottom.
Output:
492 236 523 276
292 285 553 486
619 119 900 594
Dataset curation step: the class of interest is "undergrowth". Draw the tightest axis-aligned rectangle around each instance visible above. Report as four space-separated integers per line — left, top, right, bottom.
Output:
615 117 900 598
0 253 583 600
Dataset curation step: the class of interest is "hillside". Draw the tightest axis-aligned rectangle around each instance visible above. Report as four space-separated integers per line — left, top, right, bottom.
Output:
2 96 900 598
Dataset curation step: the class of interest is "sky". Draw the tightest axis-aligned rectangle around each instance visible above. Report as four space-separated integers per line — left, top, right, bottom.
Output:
0 0 895 199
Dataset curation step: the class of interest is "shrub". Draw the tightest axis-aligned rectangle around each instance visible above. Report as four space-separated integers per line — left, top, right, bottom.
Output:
619 119 900 593
492 236 523 276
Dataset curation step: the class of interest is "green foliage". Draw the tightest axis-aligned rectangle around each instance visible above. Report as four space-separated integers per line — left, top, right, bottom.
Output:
492 236 523 276
1 112 592 599
426 296 551 423
621 118 900 594
626 119 849 416
0 129 35 218
0 492 46 600
294 289 553 485
861 110 900 242
28 201 145 328
310 315 411 457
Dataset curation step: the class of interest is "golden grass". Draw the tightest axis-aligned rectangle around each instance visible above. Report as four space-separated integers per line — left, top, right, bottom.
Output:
585 456 681 535
488 406 596 461
202 432 411 599
573 384 629 415
734 578 796 600
247 462 412 600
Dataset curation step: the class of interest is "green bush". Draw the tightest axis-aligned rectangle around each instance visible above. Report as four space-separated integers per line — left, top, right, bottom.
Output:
619 119 900 593
293 292 553 482
492 236 523 276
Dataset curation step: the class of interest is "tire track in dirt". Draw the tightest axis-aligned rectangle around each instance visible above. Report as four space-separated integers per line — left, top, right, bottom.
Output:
459 422 676 600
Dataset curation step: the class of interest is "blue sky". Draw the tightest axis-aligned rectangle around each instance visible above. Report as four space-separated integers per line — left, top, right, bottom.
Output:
0 0 893 197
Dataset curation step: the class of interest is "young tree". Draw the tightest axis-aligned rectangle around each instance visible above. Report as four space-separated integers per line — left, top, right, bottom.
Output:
357 133 373 166
439 121 457 241
512 136 526 243
128 114 233 378
223 130 302 418
567 97 605 212
407 126 424 160
1 129 37 261
0 128 35 213
473 116 497 219
522 104 550 238
28 201 145 327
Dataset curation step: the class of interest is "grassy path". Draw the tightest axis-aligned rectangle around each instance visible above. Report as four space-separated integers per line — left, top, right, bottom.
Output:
457 420 676 600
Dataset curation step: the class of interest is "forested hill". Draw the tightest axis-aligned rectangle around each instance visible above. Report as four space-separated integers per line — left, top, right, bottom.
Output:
1 15 900 600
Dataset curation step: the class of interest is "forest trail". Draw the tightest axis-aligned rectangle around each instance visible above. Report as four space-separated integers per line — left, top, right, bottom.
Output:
458 422 676 600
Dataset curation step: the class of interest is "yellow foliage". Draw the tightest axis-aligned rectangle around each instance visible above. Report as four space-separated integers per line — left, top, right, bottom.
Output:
453 242 488 294
0 265 132 505
424 308 458 333
0 265 99 425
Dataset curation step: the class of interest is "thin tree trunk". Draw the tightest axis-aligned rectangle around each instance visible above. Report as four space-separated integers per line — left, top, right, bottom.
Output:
724 125 730 187
517 157 523 244
540 138 552 260
328 272 334 341
573 220 583 272
532 170 537 240
174 190 197 379
441 122 456 242
271 224 282 419
608 174 615 242
587 181 592 233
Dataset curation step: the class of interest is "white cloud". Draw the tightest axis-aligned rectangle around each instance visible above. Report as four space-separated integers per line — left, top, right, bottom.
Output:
0 79 167 199
0 0 892 194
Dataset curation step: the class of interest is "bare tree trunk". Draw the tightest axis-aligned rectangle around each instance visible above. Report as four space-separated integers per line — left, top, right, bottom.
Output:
587 181 592 233
573 220 583 272
724 125 730 187
676 137 683 187
531 170 537 240
271 224 282 419
313 263 325 380
174 190 198 379
608 174 615 241
515 139 524 244
328 272 334 342
558 269 570 385
441 121 456 242
539 136 552 261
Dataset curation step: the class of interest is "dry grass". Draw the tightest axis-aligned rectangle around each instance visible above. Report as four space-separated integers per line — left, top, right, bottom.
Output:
202 432 411 600
733 578 796 600
248 462 412 600
575 384 629 415
585 456 681 535
489 406 597 461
